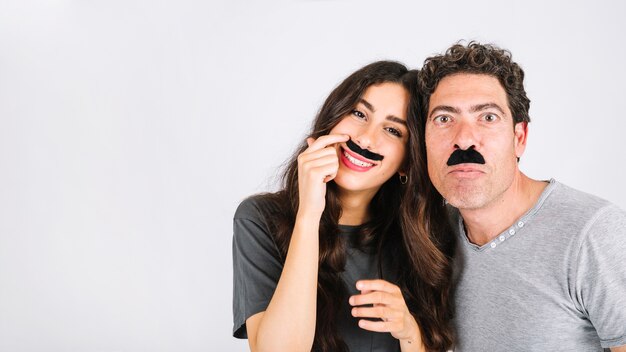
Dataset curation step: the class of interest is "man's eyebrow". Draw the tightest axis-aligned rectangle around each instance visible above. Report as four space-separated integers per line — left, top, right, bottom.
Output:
429 105 460 118
470 103 506 115
359 98 375 112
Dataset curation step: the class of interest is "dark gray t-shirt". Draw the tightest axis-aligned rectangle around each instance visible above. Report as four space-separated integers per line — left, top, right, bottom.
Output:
451 179 626 351
232 196 400 351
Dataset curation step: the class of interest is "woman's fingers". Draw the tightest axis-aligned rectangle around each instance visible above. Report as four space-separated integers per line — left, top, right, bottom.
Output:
348 279 421 342
349 290 400 307
298 146 340 165
312 161 340 183
351 305 402 320
348 280 403 330
299 137 343 184
298 134 349 181
349 280 403 307
357 319 395 333
300 154 339 174
304 134 349 153
356 279 402 294
295 134 348 215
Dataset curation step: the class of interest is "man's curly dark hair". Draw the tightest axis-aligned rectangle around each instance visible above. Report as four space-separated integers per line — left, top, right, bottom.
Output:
418 41 531 126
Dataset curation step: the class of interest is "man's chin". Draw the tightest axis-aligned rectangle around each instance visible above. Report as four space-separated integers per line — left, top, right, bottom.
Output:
443 190 488 210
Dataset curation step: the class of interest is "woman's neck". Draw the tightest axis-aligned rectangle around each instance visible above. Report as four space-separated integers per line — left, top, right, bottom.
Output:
337 188 377 226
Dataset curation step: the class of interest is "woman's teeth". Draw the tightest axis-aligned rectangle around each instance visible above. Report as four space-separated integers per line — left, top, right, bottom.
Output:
344 150 374 167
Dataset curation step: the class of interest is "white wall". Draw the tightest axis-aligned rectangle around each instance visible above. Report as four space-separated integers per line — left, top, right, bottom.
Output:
1 0 624 351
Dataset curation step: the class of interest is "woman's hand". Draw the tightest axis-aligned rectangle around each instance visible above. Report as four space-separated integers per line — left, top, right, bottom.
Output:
296 134 349 216
246 134 349 352
349 280 423 347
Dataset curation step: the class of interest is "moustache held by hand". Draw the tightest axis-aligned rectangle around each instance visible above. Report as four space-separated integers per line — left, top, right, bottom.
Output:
346 139 384 161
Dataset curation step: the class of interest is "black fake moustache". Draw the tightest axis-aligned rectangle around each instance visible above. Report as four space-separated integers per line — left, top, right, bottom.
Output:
345 139 384 161
447 148 485 166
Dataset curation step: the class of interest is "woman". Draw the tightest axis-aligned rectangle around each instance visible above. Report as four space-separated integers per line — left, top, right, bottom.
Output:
232 61 455 351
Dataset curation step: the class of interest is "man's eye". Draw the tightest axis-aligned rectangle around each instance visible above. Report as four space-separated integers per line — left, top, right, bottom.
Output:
484 113 498 122
351 109 366 119
434 115 450 124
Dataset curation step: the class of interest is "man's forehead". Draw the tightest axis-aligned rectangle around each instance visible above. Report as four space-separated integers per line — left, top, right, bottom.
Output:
429 73 508 109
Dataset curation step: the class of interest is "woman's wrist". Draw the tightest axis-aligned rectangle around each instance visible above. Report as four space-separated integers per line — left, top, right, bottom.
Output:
401 329 421 345
399 317 425 351
399 333 426 352
295 208 323 226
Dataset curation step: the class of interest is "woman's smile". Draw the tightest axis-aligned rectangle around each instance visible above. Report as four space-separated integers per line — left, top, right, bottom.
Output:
340 146 377 171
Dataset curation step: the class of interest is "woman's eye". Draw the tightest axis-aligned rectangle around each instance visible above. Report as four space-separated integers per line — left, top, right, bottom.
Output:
385 127 402 137
351 109 366 119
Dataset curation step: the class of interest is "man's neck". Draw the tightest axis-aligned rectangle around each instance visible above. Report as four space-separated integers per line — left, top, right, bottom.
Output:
459 173 548 246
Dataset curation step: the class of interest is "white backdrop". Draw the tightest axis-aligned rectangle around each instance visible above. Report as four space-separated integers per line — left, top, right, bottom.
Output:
1 0 625 351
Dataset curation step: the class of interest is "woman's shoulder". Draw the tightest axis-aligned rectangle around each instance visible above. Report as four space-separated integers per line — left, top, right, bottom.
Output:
233 193 290 250
234 192 285 224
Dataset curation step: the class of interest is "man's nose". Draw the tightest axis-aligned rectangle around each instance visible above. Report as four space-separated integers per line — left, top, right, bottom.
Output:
453 119 478 151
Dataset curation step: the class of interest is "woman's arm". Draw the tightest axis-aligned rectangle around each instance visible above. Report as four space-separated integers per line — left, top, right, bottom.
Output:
246 214 321 352
246 134 349 352
349 279 426 352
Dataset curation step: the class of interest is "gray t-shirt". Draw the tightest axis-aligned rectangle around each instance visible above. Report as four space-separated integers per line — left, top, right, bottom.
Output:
232 196 400 351
451 179 626 351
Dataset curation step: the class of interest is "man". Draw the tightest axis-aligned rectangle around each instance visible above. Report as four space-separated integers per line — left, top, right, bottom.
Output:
418 42 626 351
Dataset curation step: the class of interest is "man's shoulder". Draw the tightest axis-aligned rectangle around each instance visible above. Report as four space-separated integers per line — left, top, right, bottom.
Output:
544 180 626 229
546 180 618 213
550 180 611 208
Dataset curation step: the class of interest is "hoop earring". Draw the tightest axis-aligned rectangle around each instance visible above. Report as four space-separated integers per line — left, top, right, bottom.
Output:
399 174 408 185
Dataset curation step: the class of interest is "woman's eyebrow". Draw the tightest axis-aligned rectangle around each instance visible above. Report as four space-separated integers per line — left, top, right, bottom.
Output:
387 116 407 125
359 98 406 125
359 98 375 112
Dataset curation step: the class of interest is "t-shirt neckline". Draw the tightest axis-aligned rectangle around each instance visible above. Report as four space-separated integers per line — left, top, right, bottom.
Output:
458 178 558 252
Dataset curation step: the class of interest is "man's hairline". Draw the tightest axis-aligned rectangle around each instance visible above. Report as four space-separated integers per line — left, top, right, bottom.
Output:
424 71 524 128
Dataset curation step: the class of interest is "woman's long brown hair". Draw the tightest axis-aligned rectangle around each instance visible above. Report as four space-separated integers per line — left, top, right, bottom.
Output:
255 61 455 351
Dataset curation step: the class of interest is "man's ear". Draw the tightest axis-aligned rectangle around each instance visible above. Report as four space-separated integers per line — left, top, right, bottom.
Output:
514 121 529 159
